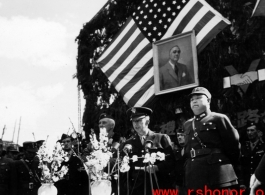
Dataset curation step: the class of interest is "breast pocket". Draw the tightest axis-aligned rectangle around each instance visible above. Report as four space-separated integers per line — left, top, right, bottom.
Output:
256 150 265 158
200 122 217 132
0 163 10 181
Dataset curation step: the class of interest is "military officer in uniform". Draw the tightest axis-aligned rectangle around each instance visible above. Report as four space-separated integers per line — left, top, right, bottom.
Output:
16 141 41 195
239 121 265 192
172 128 186 195
55 134 88 195
0 139 17 195
121 107 175 195
183 87 240 190
6 145 19 160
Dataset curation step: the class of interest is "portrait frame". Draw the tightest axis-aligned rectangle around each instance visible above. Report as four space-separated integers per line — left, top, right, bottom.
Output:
153 30 199 95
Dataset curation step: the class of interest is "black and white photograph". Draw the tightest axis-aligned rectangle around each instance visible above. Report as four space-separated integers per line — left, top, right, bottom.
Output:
1 0 265 195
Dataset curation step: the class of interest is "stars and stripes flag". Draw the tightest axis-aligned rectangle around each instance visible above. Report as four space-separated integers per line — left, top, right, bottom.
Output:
97 0 231 107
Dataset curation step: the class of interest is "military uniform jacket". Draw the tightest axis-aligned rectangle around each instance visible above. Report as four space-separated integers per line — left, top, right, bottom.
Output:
15 157 41 195
172 146 185 187
255 153 265 183
240 139 265 186
183 110 240 189
120 130 175 195
0 157 17 195
55 153 88 195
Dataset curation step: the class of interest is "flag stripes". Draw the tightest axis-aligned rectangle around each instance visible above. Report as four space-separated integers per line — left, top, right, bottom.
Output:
128 76 154 106
120 59 153 95
98 18 136 68
108 38 150 82
97 0 230 107
112 43 152 87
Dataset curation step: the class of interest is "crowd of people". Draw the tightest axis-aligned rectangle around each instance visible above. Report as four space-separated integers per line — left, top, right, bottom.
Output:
1 86 265 195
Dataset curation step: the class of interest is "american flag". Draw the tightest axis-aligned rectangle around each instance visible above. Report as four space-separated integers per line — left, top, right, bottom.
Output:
97 0 230 107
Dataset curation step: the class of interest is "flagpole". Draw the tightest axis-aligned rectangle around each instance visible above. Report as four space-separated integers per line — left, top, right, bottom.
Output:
12 120 17 143
16 117 22 145
1 125 6 139
32 132 36 141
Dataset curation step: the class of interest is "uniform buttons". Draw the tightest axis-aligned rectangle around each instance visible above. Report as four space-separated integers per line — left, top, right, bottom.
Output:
251 156 253 158
251 162 253 163
192 159 194 161
219 159 222 162
207 129 209 131
192 138 194 140
203 123 206 125
141 150 144 153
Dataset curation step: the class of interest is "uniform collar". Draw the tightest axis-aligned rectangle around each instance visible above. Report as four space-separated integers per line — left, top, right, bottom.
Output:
194 109 211 121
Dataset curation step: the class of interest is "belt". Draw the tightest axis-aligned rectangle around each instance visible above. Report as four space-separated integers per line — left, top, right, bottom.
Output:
187 148 222 159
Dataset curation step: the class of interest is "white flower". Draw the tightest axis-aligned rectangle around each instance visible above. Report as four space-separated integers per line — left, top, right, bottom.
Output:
132 155 138 162
120 163 130 172
52 176 59 182
150 153 156 164
143 153 150 163
123 156 130 164
156 152 165 161
37 141 69 183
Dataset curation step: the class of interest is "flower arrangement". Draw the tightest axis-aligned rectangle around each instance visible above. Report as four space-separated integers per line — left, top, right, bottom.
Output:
37 141 69 183
84 128 113 181
120 151 165 173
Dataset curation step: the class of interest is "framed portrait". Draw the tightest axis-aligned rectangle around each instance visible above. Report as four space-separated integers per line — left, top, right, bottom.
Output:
153 30 199 95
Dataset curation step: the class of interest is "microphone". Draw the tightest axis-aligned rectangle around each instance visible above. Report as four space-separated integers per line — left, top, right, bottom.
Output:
145 140 153 152
111 142 120 153
123 144 132 155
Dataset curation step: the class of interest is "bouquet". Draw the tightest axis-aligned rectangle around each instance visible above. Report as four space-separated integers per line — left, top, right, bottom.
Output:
85 128 113 181
37 141 69 183
120 151 166 172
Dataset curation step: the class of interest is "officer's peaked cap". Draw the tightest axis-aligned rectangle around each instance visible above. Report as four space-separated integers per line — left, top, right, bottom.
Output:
189 87 212 99
246 120 260 129
23 141 38 152
126 107 153 120
99 113 114 121
60 134 71 141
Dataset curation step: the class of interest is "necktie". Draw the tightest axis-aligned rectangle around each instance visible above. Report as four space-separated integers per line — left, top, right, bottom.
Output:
174 64 179 76
141 136 145 145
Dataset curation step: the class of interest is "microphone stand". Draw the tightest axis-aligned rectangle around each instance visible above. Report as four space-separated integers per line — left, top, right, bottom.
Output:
145 141 160 193
117 149 120 195
144 160 147 195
